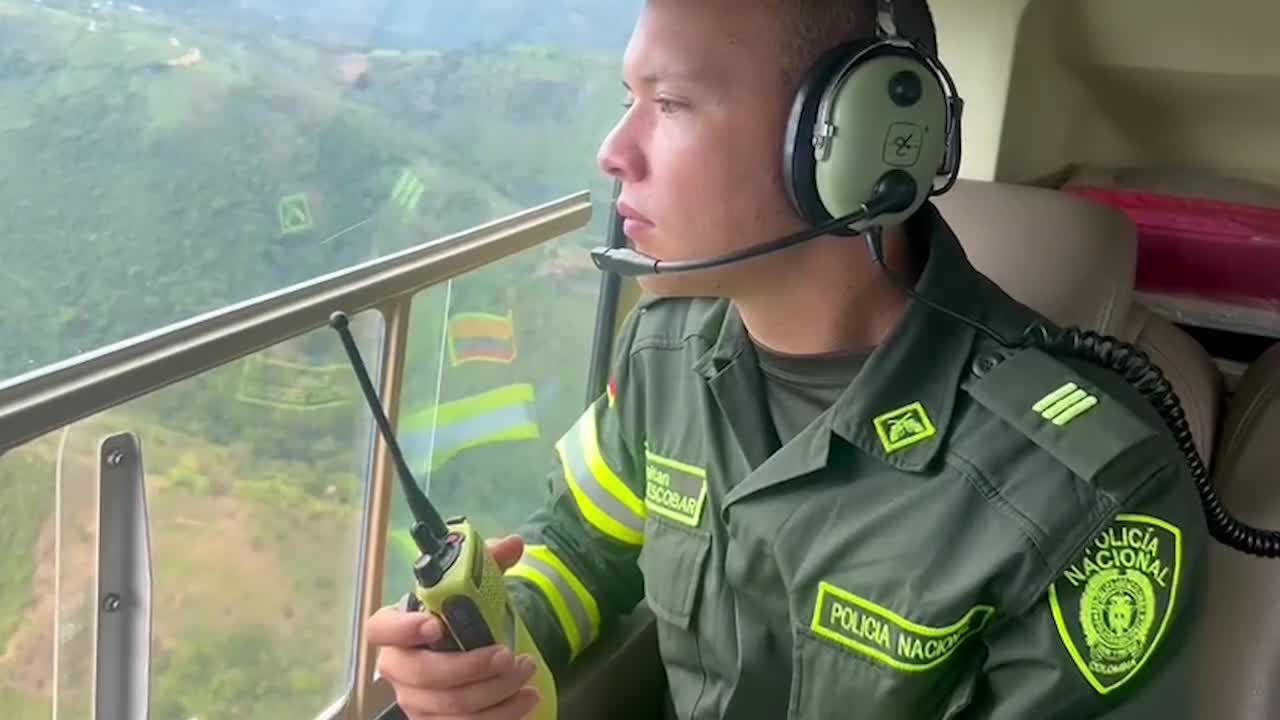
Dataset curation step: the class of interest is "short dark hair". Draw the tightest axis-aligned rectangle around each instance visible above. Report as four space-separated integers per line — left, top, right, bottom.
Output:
772 0 938 92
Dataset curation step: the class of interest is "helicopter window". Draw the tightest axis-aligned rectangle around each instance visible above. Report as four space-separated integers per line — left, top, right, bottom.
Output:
0 0 634 389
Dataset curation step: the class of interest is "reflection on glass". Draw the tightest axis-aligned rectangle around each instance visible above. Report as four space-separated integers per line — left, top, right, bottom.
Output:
380 233 602 606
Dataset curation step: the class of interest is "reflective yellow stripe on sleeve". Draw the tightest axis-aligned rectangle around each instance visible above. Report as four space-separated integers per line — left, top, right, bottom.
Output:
506 545 603 659
557 404 646 546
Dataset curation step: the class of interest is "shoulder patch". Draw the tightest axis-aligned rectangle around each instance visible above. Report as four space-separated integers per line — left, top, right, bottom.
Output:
964 347 1158 481
1049 513 1183 695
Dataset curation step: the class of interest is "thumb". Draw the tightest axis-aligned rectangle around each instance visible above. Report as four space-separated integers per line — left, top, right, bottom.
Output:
365 604 437 648
486 534 525 571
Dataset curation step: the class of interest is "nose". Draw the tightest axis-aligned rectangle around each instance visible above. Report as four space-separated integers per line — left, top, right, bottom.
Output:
596 112 647 184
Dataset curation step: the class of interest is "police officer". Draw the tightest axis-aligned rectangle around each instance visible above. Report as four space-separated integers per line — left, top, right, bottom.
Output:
366 0 1209 718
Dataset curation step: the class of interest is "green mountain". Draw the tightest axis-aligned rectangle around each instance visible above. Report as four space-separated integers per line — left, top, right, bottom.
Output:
192 0 644 52
0 0 626 379
41 0 644 52
0 1 631 718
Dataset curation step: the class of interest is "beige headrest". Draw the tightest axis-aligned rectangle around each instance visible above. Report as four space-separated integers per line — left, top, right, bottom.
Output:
1216 342 1280 495
1194 342 1280 720
933 180 1138 338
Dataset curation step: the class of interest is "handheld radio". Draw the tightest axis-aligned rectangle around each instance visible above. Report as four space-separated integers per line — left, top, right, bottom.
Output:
329 311 557 717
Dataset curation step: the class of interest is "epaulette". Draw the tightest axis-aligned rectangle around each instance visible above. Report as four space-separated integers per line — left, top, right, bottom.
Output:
964 345 1159 483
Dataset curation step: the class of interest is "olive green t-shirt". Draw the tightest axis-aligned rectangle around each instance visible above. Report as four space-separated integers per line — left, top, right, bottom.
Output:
753 341 870 444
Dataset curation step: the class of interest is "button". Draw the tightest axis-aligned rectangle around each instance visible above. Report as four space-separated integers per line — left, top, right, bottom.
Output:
888 70 923 107
971 351 1004 377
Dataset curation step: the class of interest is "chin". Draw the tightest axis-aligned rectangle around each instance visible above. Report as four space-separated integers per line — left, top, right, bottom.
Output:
636 270 730 300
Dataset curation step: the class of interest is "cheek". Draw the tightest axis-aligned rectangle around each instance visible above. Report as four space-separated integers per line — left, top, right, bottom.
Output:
714 118 796 222
650 116 794 250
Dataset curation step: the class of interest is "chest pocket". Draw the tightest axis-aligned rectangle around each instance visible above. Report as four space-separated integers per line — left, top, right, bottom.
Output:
637 515 713 720
637 517 711 628
637 444 714 627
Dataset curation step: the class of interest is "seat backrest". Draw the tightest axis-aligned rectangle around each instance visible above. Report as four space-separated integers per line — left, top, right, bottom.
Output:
1196 341 1280 720
933 179 1223 462
1121 304 1224 463
934 179 1136 336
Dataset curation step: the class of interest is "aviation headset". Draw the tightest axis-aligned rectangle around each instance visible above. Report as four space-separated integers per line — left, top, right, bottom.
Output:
782 0 964 233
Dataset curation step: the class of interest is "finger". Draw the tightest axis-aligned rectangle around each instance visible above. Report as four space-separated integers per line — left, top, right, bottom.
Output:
395 655 538 716
487 535 525 571
367 606 442 647
379 643 517 690
403 688 541 720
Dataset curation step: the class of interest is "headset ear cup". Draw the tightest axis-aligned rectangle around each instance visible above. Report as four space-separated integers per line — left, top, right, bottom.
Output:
812 46 951 228
782 86 818 222
783 77 827 224
783 40 874 226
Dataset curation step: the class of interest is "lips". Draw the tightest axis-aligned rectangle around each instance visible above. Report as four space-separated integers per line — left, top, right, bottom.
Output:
616 200 653 226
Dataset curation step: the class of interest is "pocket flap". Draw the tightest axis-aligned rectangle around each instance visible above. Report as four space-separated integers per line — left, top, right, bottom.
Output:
637 520 712 629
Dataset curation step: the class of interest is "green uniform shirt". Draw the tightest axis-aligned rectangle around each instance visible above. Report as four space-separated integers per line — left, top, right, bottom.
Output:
504 202 1209 719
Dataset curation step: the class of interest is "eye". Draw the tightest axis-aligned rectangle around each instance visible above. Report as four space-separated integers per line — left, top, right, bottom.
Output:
655 98 683 115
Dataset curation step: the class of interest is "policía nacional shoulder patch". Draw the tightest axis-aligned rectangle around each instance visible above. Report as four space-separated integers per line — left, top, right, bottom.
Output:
1048 513 1183 695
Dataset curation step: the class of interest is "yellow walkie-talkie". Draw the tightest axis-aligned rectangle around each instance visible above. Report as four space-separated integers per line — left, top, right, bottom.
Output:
330 312 557 719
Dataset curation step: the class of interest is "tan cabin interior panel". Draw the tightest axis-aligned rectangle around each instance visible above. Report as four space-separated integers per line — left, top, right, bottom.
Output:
933 0 1280 187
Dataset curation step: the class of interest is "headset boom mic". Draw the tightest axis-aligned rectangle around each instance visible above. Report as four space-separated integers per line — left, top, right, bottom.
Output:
589 247 662 277
590 171 917 277
591 203 875 277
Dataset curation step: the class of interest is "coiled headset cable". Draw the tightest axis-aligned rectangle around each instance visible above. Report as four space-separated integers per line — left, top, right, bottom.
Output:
864 226 1280 558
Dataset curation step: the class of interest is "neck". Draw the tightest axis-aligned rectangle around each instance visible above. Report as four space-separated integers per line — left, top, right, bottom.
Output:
734 224 920 356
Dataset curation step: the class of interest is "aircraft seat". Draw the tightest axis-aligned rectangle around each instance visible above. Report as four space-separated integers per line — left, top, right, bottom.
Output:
1196 340 1280 720
1120 302 1225 464
933 179 1224 464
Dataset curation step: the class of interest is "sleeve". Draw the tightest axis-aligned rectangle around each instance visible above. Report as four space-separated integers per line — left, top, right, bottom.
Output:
968 459 1210 720
501 306 650 674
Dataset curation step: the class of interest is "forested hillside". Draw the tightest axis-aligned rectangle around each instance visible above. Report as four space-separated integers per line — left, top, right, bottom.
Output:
0 0 630 379
0 0 635 717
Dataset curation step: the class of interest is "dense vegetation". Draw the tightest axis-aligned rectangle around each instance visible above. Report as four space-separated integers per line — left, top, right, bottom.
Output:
0 0 634 717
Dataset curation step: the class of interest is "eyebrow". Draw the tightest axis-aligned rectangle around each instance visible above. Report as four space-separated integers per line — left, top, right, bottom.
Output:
622 69 721 91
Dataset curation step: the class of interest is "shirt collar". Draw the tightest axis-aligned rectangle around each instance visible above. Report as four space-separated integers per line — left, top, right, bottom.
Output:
692 202 986 473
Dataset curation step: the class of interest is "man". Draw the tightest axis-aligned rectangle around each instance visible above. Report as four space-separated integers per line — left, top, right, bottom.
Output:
366 1 1209 718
